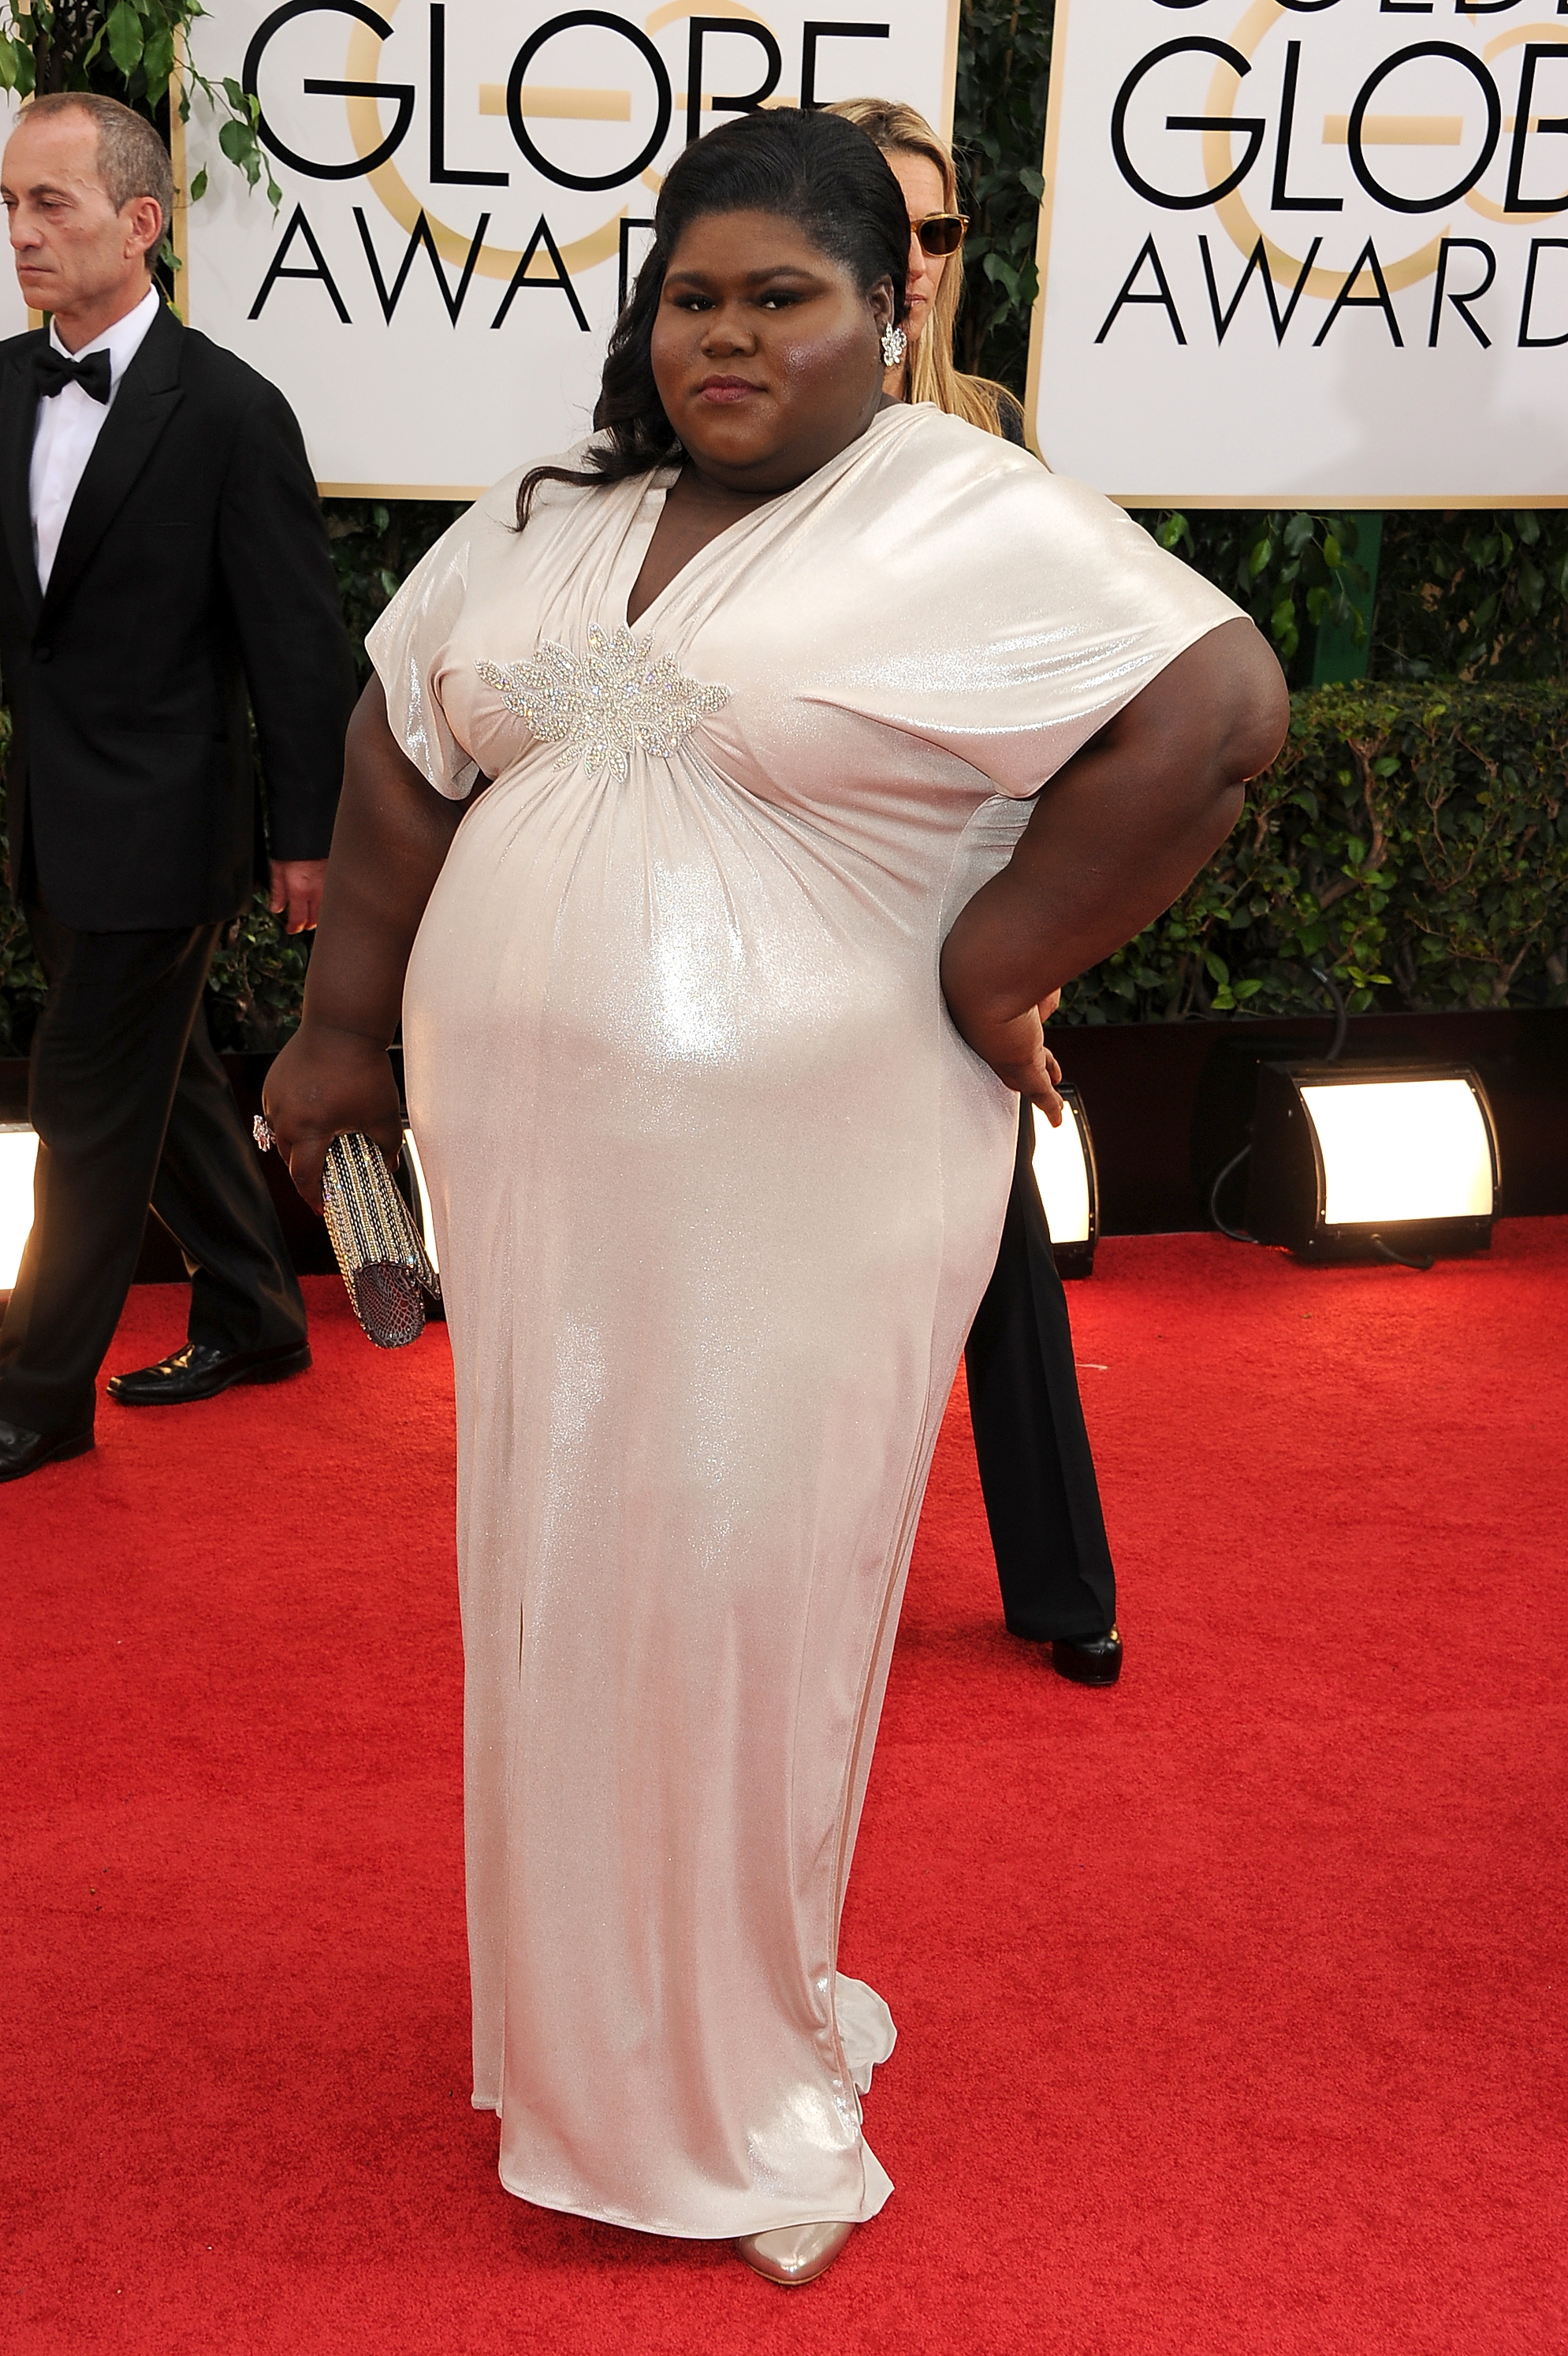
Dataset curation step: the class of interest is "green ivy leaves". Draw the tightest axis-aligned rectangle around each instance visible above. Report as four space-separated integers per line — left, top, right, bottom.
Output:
1149 510 1372 673
212 76 281 207
2 0 186 105
104 2 148 80
0 29 35 94
0 2 281 213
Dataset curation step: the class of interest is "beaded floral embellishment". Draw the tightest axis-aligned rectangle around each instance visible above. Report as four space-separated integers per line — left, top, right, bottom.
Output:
476 624 729 781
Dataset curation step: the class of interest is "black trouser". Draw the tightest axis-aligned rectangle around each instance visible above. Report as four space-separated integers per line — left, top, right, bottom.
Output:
963 1101 1117 1644
0 904 306 1439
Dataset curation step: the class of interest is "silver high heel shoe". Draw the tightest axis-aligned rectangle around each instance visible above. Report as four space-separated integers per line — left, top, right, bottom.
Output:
734 2220 856 2286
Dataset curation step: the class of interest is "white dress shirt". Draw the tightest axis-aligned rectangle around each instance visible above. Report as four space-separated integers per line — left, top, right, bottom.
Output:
28 283 161 593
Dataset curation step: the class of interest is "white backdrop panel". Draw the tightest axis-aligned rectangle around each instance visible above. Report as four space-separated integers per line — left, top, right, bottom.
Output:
180 1 959 495
1026 2 1568 507
0 93 33 340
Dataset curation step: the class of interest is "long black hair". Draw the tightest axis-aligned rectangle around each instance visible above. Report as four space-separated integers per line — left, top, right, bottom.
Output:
516 107 910 527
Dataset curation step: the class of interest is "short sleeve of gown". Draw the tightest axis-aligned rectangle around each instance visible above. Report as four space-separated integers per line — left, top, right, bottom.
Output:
820 417 1249 802
366 475 523 799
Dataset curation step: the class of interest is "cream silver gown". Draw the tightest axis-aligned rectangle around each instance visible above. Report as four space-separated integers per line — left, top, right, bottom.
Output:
370 404 1236 2239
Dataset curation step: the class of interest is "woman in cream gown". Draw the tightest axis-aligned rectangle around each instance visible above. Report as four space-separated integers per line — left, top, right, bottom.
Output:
266 109 1282 2278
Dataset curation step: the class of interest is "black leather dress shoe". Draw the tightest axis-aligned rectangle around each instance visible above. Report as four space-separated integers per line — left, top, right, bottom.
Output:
106 1339 311 1407
0 1415 95 1483
1051 1627 1123 1687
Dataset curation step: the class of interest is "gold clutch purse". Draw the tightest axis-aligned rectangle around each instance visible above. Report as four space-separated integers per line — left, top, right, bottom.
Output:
255 1120 440 1348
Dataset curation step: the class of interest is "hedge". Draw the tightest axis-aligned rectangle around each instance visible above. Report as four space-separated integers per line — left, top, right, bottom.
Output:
2 681 1564 1055
1061 682 1568 1025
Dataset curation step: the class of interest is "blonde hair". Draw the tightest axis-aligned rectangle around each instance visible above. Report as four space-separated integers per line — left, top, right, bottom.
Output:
829 96 1019 441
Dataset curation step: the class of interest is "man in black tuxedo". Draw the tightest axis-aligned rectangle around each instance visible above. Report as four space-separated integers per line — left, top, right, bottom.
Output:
0 92 353 1482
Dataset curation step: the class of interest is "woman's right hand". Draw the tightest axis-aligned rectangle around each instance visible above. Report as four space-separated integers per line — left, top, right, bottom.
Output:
262 1022 404 1211
939 930 1067 1126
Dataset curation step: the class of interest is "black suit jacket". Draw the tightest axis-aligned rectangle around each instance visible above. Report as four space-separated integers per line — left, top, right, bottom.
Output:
0 303 355 931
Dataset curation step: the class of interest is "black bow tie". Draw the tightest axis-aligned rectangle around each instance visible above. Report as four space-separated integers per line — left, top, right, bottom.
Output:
32 344 112 404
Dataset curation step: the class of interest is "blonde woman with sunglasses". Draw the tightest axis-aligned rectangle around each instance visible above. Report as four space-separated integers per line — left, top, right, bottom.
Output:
832 97 1025 441
836 97 1124 1687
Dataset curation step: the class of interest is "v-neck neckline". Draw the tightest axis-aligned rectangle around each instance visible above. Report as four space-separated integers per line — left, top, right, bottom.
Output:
618 406 911 636
622 466 782 636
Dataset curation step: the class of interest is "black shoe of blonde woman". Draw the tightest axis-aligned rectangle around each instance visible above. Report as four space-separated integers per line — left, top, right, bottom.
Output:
734 2220 857 2284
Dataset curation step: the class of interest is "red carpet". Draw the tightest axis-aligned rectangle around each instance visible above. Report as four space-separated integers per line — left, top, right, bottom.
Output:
3 1226 1565 2354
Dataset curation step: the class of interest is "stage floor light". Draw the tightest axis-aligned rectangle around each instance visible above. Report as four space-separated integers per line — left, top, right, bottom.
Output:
1030 1083 1099 1278
1245 1061 1499 1264
0 1122 38 1291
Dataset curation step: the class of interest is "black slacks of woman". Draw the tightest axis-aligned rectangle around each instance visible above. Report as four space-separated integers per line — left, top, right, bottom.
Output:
0 900 306 1441
964 1100 1116 1643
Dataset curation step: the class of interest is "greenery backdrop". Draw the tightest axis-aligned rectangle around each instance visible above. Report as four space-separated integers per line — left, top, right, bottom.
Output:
0 0 1566 1051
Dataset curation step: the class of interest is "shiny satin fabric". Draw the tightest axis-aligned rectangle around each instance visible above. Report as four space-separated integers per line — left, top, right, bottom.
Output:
370 405 1238 2239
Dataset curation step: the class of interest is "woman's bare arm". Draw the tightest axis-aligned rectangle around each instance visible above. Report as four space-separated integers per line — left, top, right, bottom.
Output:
940 618 1289 1103
262 679 471 1207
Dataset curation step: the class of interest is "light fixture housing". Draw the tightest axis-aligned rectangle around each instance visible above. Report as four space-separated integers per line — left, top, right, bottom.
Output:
0 1120 38 1293
1244 1061 1499 1262
1030 1083 1099 1279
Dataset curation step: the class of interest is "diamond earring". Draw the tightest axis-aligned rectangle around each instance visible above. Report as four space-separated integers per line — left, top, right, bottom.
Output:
881 322 907 368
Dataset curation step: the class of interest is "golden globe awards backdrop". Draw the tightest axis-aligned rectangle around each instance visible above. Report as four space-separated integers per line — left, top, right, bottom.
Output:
1026 2 1568 506
177 2 959 495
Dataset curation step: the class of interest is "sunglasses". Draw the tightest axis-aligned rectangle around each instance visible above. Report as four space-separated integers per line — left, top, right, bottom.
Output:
912 213 968 258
